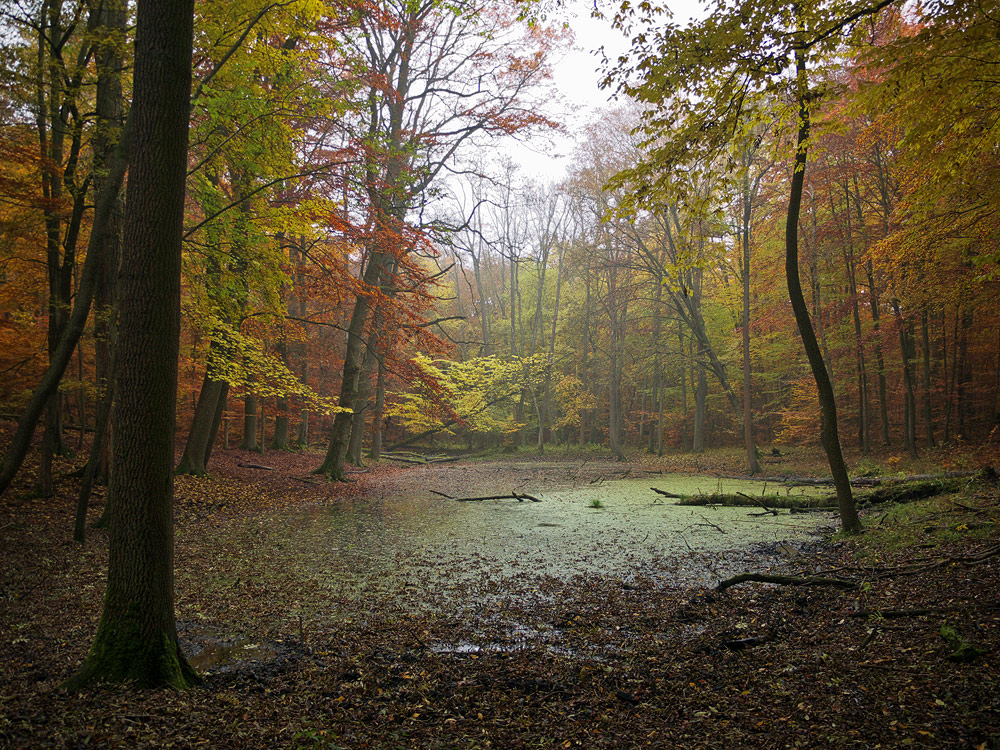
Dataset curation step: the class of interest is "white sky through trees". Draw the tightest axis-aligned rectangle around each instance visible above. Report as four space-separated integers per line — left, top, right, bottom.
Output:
502 0 703 183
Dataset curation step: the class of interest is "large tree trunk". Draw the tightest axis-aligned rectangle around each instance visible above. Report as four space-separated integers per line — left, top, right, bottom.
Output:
65 0 198 689
347 330 377 466
271 332 289 451
786 50 860 535
369 357 387 461
91 0 126 486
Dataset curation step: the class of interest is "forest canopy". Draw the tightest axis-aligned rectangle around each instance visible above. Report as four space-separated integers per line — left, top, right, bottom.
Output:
0 0 998 490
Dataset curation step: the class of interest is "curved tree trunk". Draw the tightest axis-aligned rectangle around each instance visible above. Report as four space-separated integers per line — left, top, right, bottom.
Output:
786 49 860 535
65 0 198 689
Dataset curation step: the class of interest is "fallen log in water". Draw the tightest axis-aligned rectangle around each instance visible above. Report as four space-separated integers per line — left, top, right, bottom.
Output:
650 487 684 499
676 494 833 509
431 490 541 503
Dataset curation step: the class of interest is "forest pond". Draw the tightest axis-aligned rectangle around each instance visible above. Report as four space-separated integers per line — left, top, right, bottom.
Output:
254 474 829 611
185 472 836 670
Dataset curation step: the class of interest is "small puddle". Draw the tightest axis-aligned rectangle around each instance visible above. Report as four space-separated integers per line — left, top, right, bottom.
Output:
186 637 277 672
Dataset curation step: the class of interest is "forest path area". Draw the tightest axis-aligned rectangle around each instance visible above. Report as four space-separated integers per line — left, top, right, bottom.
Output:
2 444 999 747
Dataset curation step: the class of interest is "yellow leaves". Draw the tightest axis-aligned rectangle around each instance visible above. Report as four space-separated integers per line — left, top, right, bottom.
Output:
203 317 344 414
553 375 596 430
388 353 549 437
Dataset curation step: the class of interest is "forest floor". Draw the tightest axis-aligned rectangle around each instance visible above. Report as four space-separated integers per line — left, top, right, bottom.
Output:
2 436 1000 748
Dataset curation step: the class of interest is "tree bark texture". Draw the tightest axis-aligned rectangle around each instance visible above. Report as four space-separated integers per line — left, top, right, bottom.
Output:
65 0 197 689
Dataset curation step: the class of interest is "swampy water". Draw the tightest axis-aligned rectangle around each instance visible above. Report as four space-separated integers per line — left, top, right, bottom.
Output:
185 473 836 669
256 474 832 615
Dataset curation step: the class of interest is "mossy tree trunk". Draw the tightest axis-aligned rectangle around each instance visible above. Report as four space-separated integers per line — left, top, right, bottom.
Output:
65 0 198 690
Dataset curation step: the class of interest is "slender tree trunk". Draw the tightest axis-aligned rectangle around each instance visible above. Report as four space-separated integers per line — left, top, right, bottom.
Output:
74 352 116 543
841 182 869 454
541 238 565 449
579 273 591 446
649 283 662 455
740 183 760 473
0 120 131 496
944 308 957 441
65 0 198 688
679 320 688 450
293 236 309 446
892 300 919 458
692 358 707 453
369 357 386 461
920 308 936 448
853 174 890 446
609 346 626 461
91 0 126 486
957 309 972 439
315 251 387 478
786 49 859 535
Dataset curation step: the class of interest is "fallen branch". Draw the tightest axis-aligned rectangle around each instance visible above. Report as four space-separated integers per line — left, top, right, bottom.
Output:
738 491 778 515
678 493 832 509
454 492 541 503
849 608 938 619
238 462 275 471
788 505 839 513
696 514 726 534
716 573 857 593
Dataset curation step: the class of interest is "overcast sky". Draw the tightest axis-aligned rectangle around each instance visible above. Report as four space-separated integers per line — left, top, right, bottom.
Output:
503 0 703 183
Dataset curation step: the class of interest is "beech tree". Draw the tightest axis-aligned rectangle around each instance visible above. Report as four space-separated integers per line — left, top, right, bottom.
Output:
65 0 198 689
314 0 558 479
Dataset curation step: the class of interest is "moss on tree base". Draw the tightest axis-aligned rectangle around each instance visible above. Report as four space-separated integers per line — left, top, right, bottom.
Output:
64 620 200 691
